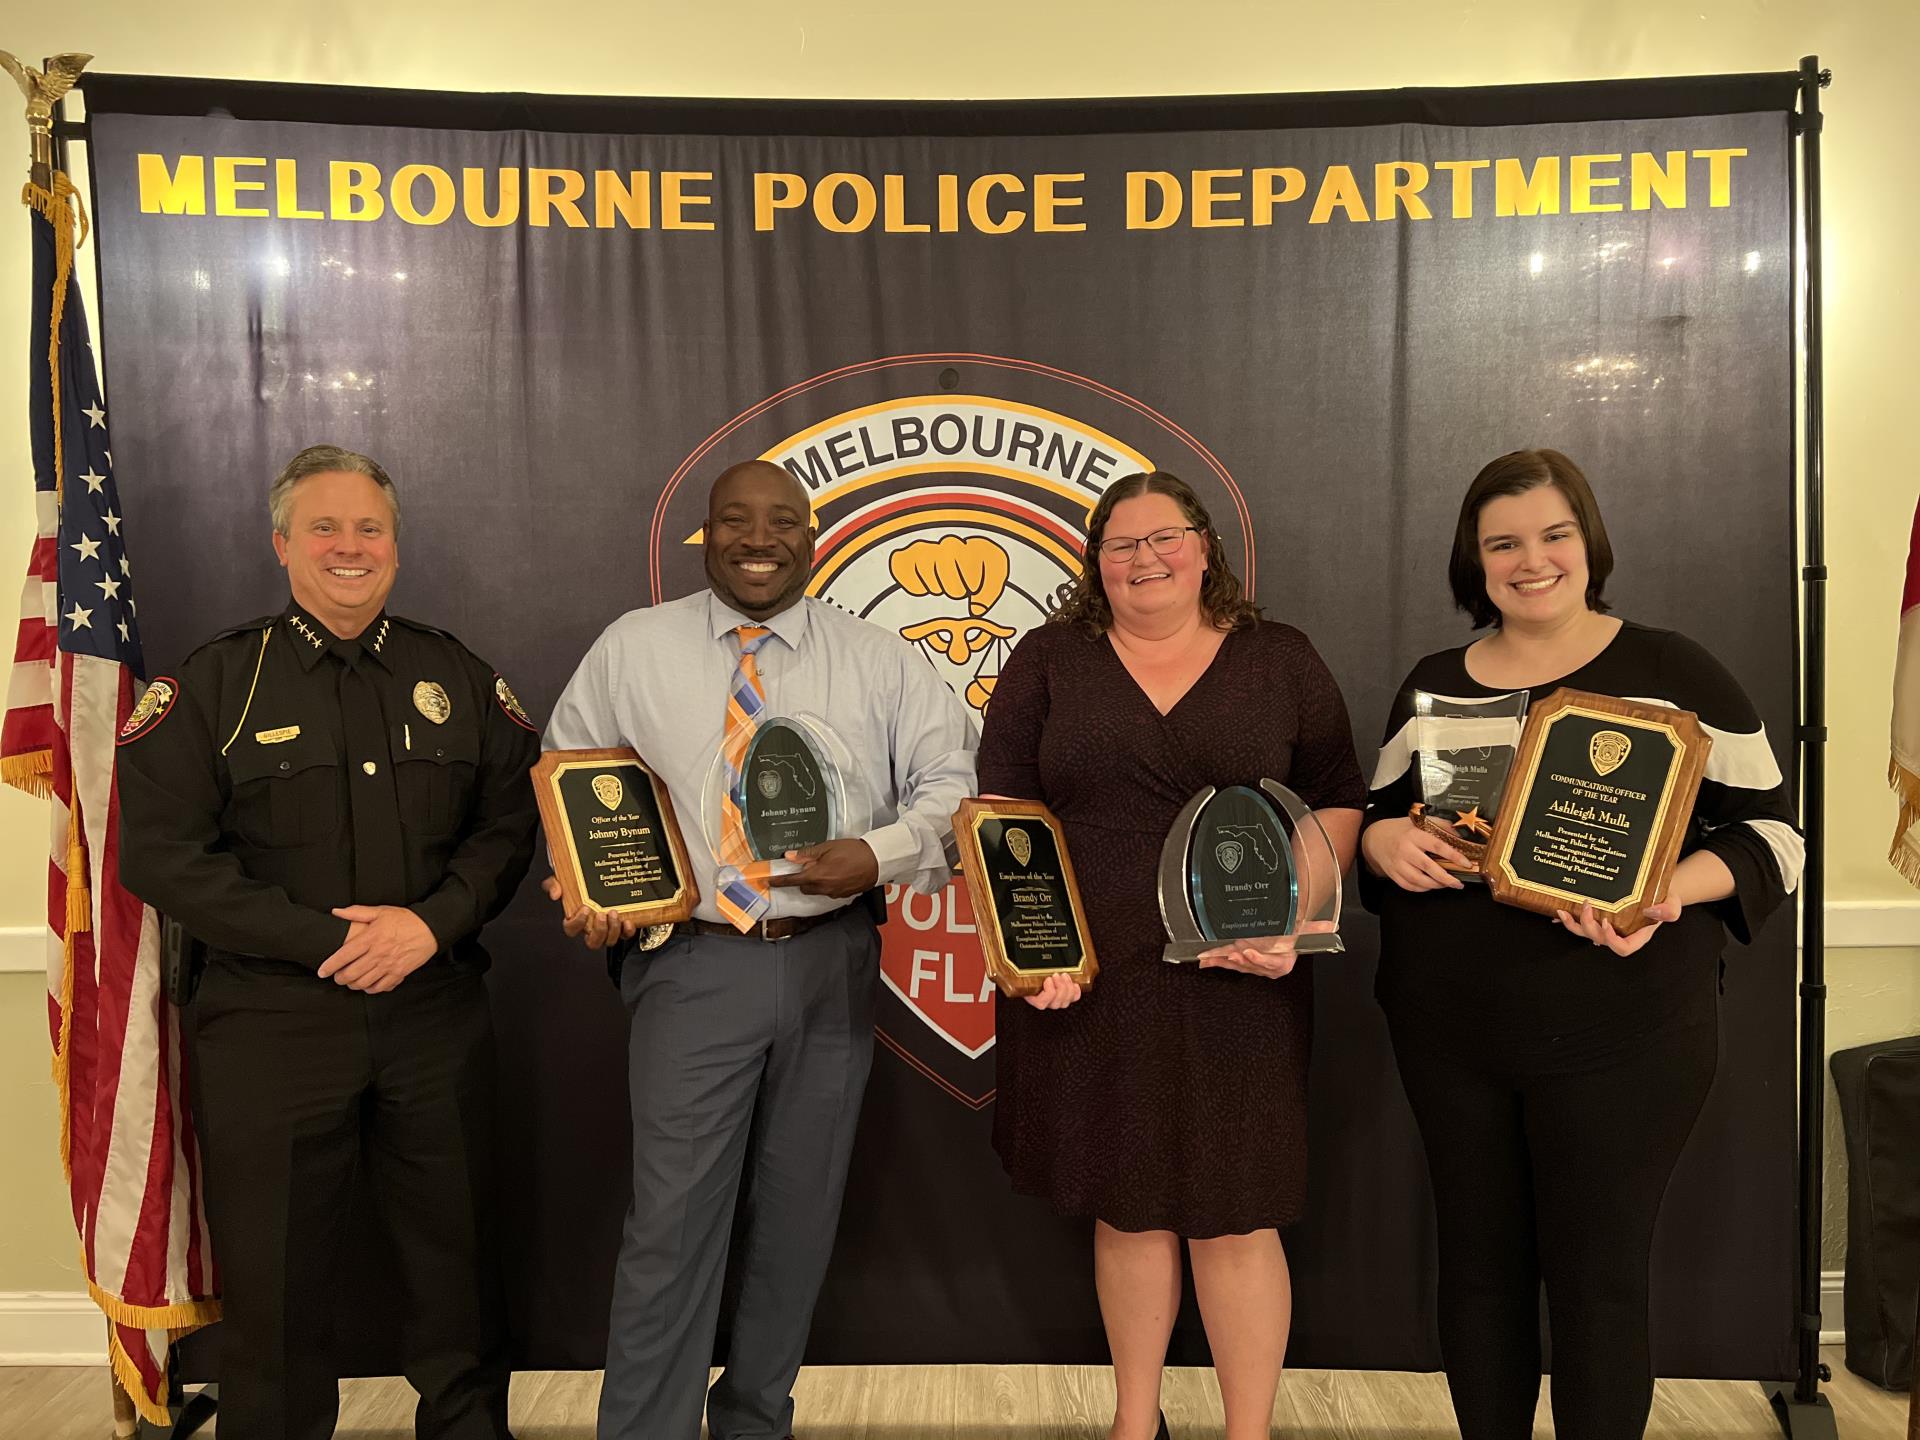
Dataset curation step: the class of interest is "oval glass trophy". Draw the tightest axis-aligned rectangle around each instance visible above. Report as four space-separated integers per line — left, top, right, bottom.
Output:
1159 779 1343 963
703 712 873 877
1409 688 1530 876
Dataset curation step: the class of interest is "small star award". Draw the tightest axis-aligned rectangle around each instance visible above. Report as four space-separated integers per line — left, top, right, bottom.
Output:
1407 688 1532 876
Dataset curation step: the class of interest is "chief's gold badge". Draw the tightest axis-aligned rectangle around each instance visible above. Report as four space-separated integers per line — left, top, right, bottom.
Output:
591 774 624 811
117 678 177 744
413 680 452 725
494 675 536 732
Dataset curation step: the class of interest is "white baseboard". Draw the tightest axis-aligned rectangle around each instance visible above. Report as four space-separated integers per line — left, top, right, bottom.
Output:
0 925 40 974
1820 901 1920 950
1821 1270 1846 1346
0 1293 109 1365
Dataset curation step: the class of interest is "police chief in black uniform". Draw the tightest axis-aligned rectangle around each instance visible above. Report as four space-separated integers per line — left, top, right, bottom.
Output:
116 445 539 1440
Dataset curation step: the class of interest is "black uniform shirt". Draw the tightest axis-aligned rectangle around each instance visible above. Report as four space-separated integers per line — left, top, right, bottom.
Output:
115 601 542 972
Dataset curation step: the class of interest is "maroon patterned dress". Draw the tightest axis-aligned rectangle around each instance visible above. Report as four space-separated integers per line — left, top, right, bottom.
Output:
978 619 1365 1237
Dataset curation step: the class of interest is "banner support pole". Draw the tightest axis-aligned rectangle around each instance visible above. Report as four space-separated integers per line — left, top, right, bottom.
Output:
1764 51 1837 1440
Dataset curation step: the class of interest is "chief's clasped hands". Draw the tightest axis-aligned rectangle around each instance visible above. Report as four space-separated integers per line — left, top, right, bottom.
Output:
319 905 438 992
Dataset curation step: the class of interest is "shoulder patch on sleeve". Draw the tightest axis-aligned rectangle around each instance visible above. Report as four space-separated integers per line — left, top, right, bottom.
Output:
118 677 180 745
493 675 537 732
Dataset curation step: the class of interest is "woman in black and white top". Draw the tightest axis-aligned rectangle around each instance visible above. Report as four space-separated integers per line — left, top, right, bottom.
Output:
1359 449 1802 1440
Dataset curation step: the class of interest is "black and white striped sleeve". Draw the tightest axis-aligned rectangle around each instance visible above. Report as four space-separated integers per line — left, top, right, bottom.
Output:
1646 630 1803 945
1358 668 1424 913
1363 676 1421 826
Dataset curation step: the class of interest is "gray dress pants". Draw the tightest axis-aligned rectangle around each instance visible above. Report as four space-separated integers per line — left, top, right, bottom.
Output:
597 907 880 1440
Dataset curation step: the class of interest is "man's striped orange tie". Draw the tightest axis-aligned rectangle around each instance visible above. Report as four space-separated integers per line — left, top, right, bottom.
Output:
715 625 774 931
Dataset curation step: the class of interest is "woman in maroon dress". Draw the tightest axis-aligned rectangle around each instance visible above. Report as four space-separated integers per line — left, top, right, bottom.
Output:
978 470 1364 1440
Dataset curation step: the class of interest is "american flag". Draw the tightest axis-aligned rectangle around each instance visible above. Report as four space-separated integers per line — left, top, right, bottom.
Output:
3 175 218 1421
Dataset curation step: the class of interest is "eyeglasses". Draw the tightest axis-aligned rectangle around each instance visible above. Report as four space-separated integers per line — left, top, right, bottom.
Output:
1096 526 1201 561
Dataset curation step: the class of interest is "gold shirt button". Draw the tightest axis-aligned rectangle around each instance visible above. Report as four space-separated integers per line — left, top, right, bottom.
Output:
362 761 377 775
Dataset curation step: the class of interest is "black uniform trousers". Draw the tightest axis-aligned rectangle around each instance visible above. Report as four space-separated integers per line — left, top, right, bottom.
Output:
191 954 508 1440
1386 1012 1718 1440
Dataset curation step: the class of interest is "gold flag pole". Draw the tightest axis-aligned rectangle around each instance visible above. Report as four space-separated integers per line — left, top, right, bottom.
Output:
0 50 90 191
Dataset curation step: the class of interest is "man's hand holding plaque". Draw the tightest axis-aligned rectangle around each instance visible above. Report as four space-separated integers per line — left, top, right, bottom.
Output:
1481 687 1711 936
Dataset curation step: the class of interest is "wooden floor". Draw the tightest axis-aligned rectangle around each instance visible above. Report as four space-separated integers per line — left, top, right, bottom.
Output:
1 1351 1907 1438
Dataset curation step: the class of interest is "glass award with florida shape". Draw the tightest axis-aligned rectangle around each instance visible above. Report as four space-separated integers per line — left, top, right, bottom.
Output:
1159 780 1344 962
952 797 1098 998
534 748 698 926
1482 687 1712 935
702 712 874 880
1409 688 1530 876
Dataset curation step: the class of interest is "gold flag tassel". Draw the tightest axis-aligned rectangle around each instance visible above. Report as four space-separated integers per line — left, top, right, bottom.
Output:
1891 756 1920 888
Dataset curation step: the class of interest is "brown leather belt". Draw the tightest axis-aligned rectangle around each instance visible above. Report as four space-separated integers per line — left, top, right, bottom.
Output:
682 908 857 943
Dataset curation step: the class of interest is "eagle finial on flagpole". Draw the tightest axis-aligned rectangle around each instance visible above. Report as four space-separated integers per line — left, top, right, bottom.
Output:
0 50 91 191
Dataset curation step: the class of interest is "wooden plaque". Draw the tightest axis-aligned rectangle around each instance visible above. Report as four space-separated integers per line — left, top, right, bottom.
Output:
1482 688 1711 935
952 798 1098 998
534 748 697 923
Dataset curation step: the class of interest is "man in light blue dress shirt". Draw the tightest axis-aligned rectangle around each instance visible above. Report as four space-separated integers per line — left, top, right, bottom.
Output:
542 460 977 1440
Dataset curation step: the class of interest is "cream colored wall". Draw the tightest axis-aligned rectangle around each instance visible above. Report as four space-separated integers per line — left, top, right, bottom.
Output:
1 0 1915 1299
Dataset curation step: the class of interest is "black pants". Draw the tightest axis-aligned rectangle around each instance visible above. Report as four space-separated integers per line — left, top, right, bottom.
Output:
191 958 510 1440
1387 1013 1718 1440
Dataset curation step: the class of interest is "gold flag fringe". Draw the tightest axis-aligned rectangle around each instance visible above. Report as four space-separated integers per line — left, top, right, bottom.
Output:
53 798 82 1183
21 175 83 505
1 748 52 798
1891 758 1920 889
107 1326 170 1427
90 1275 221 1332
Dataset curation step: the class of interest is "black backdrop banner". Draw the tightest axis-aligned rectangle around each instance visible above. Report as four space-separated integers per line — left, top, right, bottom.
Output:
81 74 1800 1379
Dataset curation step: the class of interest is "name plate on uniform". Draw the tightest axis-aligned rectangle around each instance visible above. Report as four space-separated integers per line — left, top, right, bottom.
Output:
953 798 1097 997
1159 779 1345 963
1481 688 1711 935
535 748 698 922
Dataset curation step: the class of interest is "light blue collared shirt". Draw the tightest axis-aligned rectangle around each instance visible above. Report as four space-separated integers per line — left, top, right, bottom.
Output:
545 590 979 922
